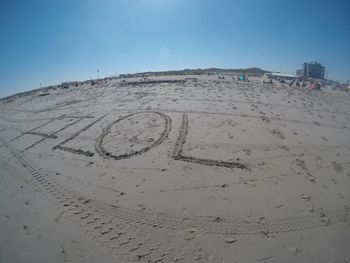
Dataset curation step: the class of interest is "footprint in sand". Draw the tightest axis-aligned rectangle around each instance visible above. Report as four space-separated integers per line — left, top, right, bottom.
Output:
331 161 342 173
321 136 328 142
227 132 234 140
261 116 270 123
291 158 315 182
267 128 285 140
313 121 320 126
278 145 290 151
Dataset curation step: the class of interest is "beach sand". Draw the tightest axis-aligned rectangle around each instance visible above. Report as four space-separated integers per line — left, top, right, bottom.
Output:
1 75 349 262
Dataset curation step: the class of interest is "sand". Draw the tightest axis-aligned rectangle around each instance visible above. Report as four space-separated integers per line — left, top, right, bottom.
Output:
0 75 349 262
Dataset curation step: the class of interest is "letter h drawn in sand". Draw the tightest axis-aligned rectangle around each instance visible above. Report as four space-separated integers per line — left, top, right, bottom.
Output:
9 114 86 152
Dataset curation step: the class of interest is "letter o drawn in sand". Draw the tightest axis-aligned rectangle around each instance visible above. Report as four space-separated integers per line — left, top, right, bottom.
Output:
96 111 171 160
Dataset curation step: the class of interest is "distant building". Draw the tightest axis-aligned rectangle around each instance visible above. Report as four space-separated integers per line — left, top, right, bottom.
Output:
301 62 325 79
296 69 302 76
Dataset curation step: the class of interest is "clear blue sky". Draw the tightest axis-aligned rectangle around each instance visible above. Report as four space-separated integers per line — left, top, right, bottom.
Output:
0 0 349 98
